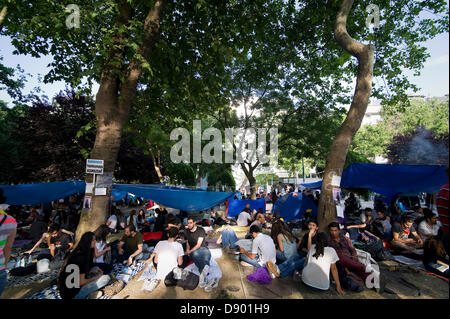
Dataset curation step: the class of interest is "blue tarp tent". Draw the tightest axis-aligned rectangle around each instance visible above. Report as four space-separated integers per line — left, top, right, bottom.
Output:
226 198 266 218
0 180 85 205
0 181 235 212
113 184 234 212
341 163 447 196
300 163 447 197
272 193 318 222
300 181 322 189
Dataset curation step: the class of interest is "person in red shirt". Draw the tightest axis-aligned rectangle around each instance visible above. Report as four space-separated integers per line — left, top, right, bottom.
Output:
436 166 449 254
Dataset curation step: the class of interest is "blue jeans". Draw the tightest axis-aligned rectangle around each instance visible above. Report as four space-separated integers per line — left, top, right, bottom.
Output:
221 229 238 248
276 250 288 264
240 254 262 268
190 247 211 272
0 270 7 297
278 255 305 278
73 267 111 299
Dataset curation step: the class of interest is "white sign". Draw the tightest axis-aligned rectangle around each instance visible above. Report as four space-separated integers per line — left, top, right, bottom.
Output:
86 159 104 175
95 188 107 196
331 175 341 187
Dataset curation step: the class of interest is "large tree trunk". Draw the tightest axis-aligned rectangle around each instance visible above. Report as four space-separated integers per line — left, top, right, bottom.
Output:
240 162 258 199
318 0 374 232
75 0 165 242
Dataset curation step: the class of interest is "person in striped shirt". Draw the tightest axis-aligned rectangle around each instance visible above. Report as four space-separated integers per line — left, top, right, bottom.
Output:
436 166 449 255
0 192 18 297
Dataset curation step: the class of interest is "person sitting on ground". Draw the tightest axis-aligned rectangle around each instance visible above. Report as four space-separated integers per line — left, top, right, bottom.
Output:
301 232 345 295
162 213 182 240
271 221 298 264
48 224 74 260
216 226 239 254
390 215 424 254
93 225 113 274
58 231 111 299
328 222 371 284
298 218 319 258
147 227 185 292
239 225 280 278
25 224 73 257
237 207 252 227
360 208 375 226
423 235 449 278
106 211 118 233
418 209 442 242
137 209 146 229
342 210 367 241
184 217 211 288
373 209 392 239
251 208 263 222
246 212 267 239
212 210 229 226
29 215 49 244
117 224 144 266
127 210 138 230
154 205 168 232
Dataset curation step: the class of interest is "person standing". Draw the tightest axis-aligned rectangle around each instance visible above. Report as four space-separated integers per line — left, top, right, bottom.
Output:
436 166 449 254
0 198 17 297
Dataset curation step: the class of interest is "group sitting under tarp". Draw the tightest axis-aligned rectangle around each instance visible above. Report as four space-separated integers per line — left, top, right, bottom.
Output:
226 198 266 218
271 192 318 222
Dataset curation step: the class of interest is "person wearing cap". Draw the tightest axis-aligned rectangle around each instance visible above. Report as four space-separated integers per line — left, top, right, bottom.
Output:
0 190 17 297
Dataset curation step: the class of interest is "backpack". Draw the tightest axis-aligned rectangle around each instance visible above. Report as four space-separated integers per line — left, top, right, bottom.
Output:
360 238 394 261
164 269 199 290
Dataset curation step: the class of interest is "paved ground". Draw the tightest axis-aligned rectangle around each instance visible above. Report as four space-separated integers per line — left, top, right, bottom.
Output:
2 204 448 299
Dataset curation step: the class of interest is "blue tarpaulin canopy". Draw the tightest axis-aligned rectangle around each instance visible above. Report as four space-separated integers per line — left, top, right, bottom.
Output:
113 184 234 212
272 193 318 222
300 181 323 189
226 198 266 218
301 163 447 197
340 163 447 196
0 181 86 205
1 181 235 212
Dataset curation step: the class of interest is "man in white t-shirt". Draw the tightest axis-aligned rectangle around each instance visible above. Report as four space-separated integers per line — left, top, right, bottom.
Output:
418 209 442 241
239 225 280 278
237 209 252 227
145 228 184 292
154 228 184 279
